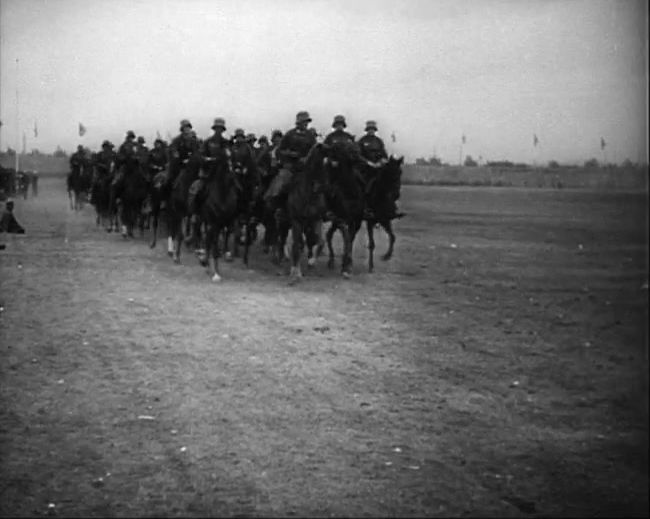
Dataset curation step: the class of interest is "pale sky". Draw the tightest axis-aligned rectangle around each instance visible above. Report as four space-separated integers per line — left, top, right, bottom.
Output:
1 0 648 164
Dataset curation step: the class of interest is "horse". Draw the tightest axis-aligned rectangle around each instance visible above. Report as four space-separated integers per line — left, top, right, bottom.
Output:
67 164 90 211
282 143 329 284
322 141 366 278
116 156 149 239
364 155 404 272
90 155 119 232
147 165 168 250
198 156 239 282
166 155 201 263
221 154 260 267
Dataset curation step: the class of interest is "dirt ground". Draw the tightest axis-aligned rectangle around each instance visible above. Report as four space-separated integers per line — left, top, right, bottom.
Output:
1 177 648 517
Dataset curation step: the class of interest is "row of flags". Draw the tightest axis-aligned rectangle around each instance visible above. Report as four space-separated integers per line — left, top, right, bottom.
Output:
14 120 611 153
75 122 397 142
459 132 607 150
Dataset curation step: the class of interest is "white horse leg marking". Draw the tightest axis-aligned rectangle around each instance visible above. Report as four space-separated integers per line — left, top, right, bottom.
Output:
167 236 174 254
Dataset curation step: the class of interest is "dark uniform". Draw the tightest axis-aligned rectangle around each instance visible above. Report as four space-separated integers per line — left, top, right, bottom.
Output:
323 115 366 194
265 127 315 204
149 139 169 187
324 115 356 147
135 137 149 173
358 122 388 195
69 145 86 173
168 120 201 187
0 199 25 234
94 142 117 181
187 118 229 218
232 131 259 191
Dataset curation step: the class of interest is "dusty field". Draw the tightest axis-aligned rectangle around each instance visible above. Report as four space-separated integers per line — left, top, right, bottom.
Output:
1 178 648 517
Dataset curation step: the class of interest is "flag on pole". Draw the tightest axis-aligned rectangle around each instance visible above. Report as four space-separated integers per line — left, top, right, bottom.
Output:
533 134 539 147
34 120 38 138
461 134 466 144
391 132 396 143
600 137 606 150
78 122 86 136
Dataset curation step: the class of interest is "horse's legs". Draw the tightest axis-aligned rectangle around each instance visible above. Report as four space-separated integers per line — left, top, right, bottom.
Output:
305 220 320 268
381 219 396 261
206 224 222 282
314 219 325 257
173 219 183 264
289 221 304 284
242 218 253 268
366 219 376 272
150 206 159 249
326 222 337 269
339 222 352 278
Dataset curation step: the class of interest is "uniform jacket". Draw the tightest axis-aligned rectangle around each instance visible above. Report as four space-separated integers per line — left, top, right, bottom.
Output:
277 127 317 168
358 134 388 163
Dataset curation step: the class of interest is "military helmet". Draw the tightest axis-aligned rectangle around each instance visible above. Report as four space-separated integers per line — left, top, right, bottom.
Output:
246 133 257 142
126 130 136 139
295 111 312 124
154 138 164 146
137 136 145 144
179 119 192 131
234 128 246 138
332 114 347 128
271 129 283 140
77 144 84 151
211 117 226 131
258 135 269 144
6 197 14 206
101 140 113 148
365 120 378 131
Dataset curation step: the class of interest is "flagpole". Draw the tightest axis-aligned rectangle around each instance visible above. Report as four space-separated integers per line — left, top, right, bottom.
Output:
459 134 465 166
15 58 20 172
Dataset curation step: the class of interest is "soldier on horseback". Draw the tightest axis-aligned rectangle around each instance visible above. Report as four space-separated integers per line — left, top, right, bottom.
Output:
186 117 231 246
70 145 86 174
231 128 261 221
93 140 116 188
358 120 402 219
324 114 355 147
169 119 201 183
323 114 368 214
149 138 169 187
112 130 138 189
265 111 317 216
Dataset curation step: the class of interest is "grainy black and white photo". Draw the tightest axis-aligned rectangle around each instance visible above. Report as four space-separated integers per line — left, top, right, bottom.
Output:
0 0 648 516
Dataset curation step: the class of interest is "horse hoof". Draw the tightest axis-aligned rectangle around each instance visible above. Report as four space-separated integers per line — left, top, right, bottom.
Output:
307 257 316 268
167 251 173 257
211 273 222 283
150 242 156 249
381 254 392 261
342 271 352 279
224 252 233 262
173 256 181 264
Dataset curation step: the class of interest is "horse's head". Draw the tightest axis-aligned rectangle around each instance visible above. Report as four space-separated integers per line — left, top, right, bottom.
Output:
379 155 404 195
